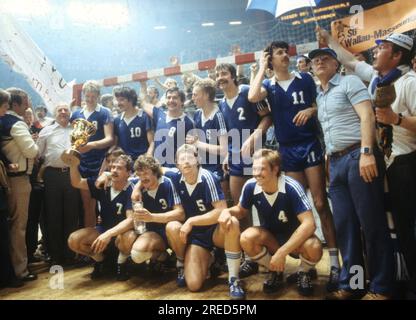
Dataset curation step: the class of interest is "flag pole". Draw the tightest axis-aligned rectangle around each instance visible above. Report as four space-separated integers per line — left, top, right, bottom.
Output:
309 0 319 28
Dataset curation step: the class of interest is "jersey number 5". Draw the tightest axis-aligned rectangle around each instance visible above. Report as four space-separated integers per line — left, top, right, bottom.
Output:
196 199 206 212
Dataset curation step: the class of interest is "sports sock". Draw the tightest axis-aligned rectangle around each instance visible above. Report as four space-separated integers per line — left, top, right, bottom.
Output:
249 247 271 269
328 248 340 269
225 250 241 282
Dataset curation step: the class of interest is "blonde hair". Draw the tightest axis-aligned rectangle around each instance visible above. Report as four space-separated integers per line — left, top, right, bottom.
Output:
82 80 101 96
253 148 281 173
194 78 216 102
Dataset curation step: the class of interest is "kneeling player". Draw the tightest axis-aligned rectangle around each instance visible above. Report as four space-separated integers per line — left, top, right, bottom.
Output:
67 155 136 280
123 155 184 271
221 149 322 296
165 144 245 300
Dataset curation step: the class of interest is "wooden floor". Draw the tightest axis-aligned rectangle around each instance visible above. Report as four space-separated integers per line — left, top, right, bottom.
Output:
0 250 332 300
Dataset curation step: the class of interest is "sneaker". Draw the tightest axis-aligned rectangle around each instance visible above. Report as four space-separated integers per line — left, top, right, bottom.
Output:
286 268 318 284
148 260 166 274
116 263 130 281
90 261 105 280
326 266 340 292
297 271 313 296
176 267 186 287
239 260 258 278
263 271 284 294
229 277 245 300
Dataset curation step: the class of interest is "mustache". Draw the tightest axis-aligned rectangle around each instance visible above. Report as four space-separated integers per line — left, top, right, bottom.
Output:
216 80 228 87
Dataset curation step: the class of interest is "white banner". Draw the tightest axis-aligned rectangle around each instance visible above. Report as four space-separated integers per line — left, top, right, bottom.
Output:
0 14 74 113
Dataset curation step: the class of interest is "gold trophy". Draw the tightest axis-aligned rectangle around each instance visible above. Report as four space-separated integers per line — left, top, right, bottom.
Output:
61 119 97 166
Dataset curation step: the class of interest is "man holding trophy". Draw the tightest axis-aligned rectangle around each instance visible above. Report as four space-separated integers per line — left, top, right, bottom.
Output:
70 80 114 228
67 154 136 281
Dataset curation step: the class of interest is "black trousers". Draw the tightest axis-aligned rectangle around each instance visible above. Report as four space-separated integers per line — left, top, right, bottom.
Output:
25 183 44 259
387 150 416 285
43 168 80 263
0 188 17 285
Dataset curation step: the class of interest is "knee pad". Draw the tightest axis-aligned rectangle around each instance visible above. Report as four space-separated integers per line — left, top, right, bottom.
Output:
130 250 153 264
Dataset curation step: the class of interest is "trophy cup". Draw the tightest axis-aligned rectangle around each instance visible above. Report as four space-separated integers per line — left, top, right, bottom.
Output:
61 119 97 166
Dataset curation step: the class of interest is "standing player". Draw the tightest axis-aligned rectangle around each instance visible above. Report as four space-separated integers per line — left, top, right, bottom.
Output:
216 63 271 203
220 149 322 296
70 80 114 227
186 78 228 185
121 155 184 271
248 41 340 290
142 87 194 168
113 86 154 161
165 144 245 300
67 155 135 281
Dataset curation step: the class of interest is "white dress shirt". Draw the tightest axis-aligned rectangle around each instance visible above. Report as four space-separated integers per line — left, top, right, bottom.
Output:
37 122 72 168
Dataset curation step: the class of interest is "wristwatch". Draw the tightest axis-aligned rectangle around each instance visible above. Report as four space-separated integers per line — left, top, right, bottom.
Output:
395 113 403 126
360 147 373 155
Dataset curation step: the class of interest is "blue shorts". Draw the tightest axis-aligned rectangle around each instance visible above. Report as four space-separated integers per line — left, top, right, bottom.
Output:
189 225 217 250
146 223 168 246
79 157 104 178
95 225 106 234
228 152 252 177
265 227 300 259
279 139 324 172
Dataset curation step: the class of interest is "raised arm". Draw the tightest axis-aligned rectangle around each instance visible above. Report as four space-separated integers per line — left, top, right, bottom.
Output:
248 51 269 103
69 162 89 190
316 27 360 72
146 130 155 156
142 101 155 118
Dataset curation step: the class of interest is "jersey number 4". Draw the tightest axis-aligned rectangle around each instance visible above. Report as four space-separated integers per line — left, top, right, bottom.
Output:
292 91 305 105
278 210 288 223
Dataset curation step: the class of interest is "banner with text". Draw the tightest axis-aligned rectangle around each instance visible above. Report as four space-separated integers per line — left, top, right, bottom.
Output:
331 0 416 53
0 14 73 113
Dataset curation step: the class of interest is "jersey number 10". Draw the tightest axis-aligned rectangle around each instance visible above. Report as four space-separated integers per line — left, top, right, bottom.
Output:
130 127 142 138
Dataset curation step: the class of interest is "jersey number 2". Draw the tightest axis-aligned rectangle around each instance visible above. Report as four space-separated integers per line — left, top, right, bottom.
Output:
237 107 246 121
